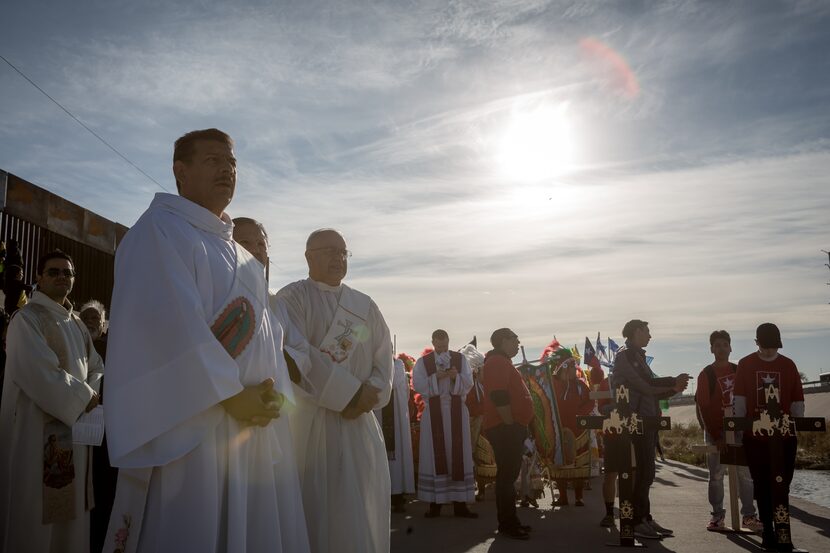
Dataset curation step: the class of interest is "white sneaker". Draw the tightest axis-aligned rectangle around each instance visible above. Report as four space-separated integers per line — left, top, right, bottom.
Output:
742 514 764 533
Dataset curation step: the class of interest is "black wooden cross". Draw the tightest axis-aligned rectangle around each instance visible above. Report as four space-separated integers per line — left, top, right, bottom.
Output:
724 384 826 553
578 384 672 547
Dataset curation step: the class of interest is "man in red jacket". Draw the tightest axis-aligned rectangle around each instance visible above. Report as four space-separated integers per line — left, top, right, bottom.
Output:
481 328 534 540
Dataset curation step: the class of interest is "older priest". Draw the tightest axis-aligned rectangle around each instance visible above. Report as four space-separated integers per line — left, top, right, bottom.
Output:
0 250 104 553
273 228 394 553
103 129 309 553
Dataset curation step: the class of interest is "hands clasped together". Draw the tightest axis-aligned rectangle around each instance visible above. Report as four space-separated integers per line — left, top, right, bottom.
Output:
341 382 382 420
222 378 285 427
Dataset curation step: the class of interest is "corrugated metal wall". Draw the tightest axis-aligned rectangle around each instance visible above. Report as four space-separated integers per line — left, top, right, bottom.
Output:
0 211 116 308
0 170 123 310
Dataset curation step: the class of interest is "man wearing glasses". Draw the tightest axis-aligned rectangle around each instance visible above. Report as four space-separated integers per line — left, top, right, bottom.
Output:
0 250 104 553
274 228 394 553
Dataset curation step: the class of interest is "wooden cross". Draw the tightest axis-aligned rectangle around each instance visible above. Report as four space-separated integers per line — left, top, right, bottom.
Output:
691 404 753 534
723 384 826 553
579 384 672 548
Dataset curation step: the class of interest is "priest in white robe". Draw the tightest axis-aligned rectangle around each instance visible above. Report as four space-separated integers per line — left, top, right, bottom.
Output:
412 330 477 518
273 228 394 553
0 250 104 553
374 356 416 512
103 129 309 553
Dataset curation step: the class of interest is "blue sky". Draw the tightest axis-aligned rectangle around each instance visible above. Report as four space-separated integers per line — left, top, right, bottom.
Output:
2 1 829 384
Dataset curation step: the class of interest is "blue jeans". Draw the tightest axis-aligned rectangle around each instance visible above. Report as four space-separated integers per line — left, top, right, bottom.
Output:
705 431 756 517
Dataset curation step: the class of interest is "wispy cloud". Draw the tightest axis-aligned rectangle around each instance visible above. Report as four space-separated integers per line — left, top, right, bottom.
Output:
1 0 829 374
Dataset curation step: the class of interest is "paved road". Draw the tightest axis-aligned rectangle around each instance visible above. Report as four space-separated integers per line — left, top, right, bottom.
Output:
391 459 830 552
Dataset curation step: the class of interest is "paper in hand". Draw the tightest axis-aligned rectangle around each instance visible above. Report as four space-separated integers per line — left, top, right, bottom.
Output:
73 405 105 446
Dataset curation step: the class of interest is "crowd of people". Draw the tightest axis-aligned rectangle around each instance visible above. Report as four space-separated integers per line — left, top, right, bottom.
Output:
0 127 810 553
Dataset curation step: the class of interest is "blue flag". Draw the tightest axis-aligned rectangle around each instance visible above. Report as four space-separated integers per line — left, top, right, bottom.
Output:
596 332 607 361
608 337 620 354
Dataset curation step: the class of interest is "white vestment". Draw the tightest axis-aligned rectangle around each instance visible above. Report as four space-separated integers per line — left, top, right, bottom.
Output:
103 193 309 553
412 352 476 503
0 291 104 553
374 358 415 495
273 278 393 553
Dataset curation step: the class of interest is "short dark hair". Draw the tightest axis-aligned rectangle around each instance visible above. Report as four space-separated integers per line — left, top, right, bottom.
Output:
431 329 448 341
173 128 233 192
622 319 648 340
490 327 517 349
756 322 783 349
6 264 22 276
709 330 731 346
232 217 269 245
37 249 74 276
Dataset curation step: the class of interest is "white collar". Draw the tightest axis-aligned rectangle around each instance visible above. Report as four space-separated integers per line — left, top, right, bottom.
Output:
310 278 343 293
151 193 233 240
29 290 73 317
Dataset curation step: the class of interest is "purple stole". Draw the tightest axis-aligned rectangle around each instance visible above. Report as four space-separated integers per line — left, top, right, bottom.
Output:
422 351 465 482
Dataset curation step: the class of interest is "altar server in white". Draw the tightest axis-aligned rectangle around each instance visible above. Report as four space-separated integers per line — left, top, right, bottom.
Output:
0 250 104 553
273 228 394 553
412 330 477 518
103 128 309 553
374 356 416 512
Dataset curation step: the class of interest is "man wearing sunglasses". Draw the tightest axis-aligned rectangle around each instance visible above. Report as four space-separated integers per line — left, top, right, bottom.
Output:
0 249 104 553
273 228 394 553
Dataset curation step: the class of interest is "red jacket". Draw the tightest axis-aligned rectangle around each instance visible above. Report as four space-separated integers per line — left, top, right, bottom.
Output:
481 350 533 430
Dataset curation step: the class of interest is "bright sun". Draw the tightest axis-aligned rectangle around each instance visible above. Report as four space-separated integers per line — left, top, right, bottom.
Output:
496 104 574 182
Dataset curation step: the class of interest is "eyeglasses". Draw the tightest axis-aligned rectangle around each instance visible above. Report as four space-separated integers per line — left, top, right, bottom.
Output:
307 247 352 259
44 268 77 278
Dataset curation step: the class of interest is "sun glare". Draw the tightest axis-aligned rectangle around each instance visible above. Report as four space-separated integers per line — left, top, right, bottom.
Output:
497 104 574 182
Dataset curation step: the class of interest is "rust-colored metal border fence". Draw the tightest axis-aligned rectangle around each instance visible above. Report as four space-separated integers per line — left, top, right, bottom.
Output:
0 170 127 309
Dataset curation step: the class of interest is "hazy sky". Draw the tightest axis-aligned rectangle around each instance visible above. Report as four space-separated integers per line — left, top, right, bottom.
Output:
2 1 829 385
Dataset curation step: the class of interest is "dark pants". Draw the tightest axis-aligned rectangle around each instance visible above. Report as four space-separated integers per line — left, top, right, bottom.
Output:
744 437 797 543
631 429 656 523
90 435 118 553
486 423 526 529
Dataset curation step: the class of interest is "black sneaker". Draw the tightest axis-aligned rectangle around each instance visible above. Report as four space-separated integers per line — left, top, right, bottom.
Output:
499 526 530 540
633 522 661 540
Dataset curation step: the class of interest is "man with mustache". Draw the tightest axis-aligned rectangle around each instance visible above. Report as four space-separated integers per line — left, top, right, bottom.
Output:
103 128 309 553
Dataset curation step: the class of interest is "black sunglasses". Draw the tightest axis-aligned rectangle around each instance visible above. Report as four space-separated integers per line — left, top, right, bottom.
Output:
44 268 77 278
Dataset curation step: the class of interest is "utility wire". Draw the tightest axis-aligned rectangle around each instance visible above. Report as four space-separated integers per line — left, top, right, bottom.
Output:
1 54 170 193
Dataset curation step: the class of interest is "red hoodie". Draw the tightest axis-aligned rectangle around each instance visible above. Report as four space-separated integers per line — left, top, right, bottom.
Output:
481 350 533 430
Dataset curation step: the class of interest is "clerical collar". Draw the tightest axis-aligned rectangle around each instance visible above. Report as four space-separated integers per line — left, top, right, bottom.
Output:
151 193 233 240
311 279 342 293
